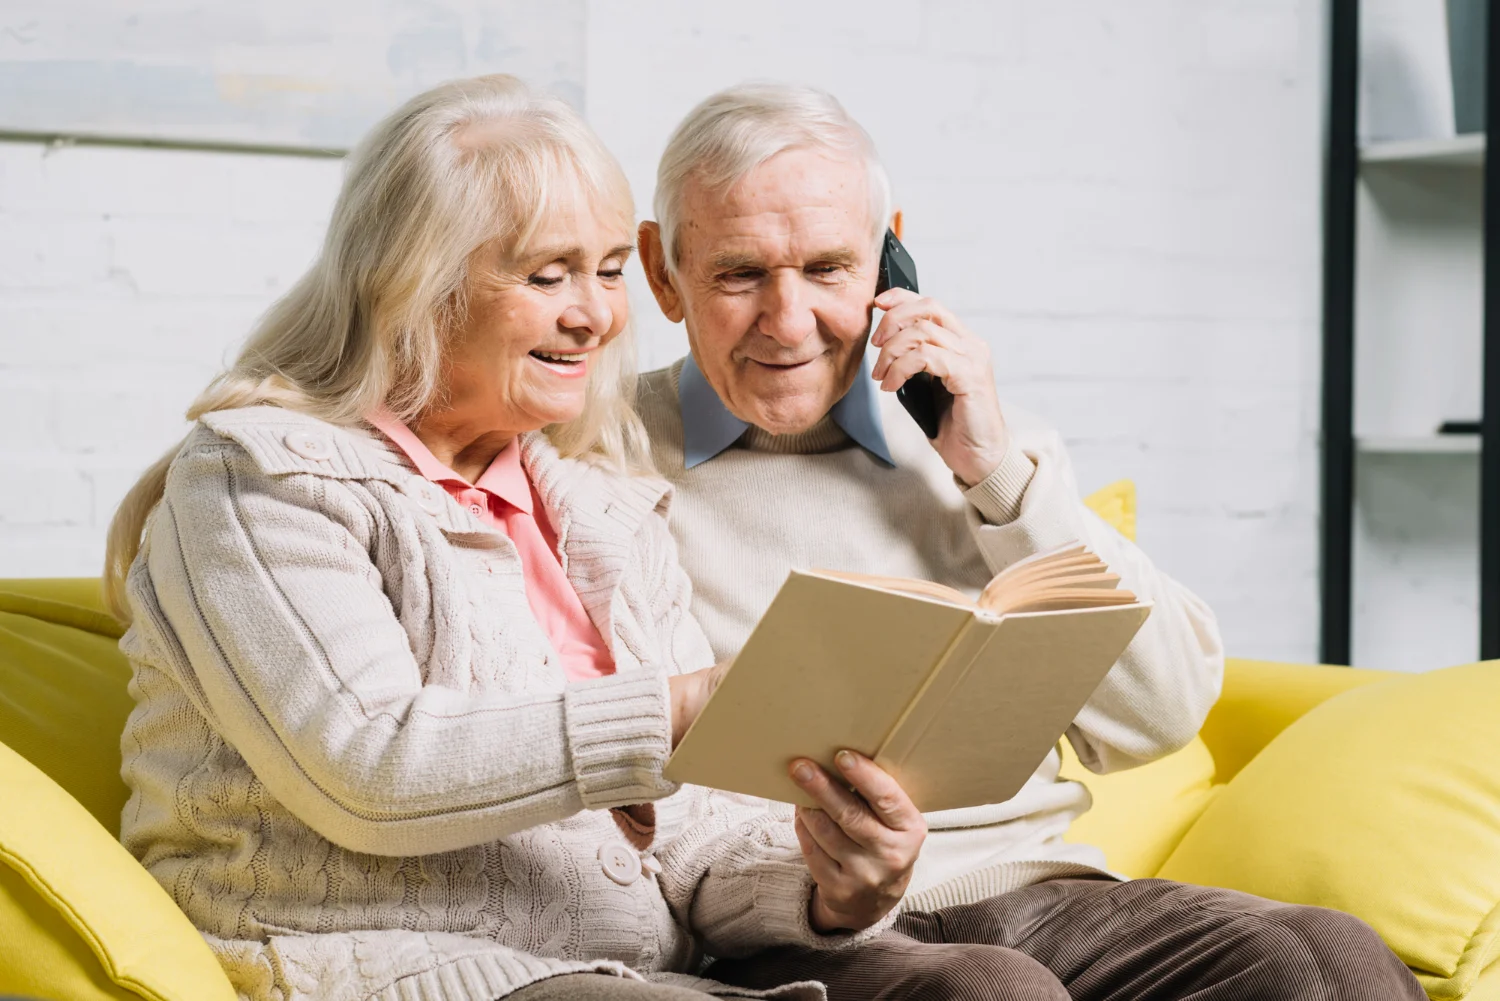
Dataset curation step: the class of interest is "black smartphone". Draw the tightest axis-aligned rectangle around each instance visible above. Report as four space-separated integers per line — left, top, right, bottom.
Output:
875 228 951 439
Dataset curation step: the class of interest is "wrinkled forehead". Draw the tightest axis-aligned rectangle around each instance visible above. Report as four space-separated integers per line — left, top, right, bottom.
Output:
503 160 635 263
680 149 873 261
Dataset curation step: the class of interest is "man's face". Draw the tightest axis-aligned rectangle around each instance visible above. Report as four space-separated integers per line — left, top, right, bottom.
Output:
667 149 879 435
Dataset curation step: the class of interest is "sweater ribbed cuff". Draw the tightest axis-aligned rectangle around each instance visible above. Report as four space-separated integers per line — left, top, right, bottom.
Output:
563 671 675 809
745 860 900 952
962 442 1037 526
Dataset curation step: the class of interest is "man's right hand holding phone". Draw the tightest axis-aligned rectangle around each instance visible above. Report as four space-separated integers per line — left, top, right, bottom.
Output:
870 287 1012 489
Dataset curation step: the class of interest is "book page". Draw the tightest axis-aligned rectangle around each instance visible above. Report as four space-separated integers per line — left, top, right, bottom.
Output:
979 545 1136 614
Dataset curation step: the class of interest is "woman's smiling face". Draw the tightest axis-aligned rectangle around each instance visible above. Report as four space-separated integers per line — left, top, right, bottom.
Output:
439 193 636 435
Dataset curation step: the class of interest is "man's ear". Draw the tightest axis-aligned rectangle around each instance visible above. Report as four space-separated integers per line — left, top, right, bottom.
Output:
638 221 685 324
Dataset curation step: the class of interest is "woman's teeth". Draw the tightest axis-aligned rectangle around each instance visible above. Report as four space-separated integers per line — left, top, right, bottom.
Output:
530 350 586 364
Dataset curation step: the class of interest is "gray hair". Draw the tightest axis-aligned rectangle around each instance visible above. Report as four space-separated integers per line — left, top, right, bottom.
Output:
653 82 893 268
105 74 650 622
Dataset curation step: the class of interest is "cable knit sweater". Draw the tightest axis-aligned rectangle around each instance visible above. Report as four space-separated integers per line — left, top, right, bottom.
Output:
637 360 1226 911
118 406 883 1001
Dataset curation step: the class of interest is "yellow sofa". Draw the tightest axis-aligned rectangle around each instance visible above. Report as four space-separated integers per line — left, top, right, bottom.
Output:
2 573 1497 1000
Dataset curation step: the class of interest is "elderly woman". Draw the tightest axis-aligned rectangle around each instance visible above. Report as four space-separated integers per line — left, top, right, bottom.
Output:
102 75 924 1001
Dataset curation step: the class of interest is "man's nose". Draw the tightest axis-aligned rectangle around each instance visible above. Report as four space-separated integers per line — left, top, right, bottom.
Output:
558 276 615 339
757 270 817 347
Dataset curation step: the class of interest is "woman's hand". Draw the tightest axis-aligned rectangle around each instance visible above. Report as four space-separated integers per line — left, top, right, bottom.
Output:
666 662 731 748
789 750 926 934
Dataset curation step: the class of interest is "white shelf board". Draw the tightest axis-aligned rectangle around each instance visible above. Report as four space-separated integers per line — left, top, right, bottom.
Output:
1357 434 1480 454
1361 134 1485 168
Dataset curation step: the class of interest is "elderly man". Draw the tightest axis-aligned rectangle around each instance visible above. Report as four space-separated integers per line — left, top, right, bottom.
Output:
634 83 1423 1000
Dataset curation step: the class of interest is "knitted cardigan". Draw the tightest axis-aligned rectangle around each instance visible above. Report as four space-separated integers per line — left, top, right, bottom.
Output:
118 406 880 1001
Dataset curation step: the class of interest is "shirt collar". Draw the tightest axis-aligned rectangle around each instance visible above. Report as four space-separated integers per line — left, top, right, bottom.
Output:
367 408 533 514
678 353 895 469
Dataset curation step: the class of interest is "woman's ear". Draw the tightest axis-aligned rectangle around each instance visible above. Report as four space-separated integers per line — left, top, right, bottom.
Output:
637 221 685 324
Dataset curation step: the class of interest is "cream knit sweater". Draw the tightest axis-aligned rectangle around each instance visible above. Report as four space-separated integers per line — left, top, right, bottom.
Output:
637 360 1226 911
118 406 883 1001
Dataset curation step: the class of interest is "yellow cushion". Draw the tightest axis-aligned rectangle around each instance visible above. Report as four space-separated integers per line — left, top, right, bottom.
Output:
1473 963 1500 1001
1200 658 1397 783
0 739 235 1000
1058 733 1219 877
1069 479 1222 875
1083 479 1136 542
0 579 135 835
1158 661 1500 999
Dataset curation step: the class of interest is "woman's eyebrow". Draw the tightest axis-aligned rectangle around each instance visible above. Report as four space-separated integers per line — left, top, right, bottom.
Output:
519 243 634 266
522 244 584 265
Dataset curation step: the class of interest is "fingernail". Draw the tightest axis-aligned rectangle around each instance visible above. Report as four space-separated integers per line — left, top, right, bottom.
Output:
791 760 815 783
835 750 856 772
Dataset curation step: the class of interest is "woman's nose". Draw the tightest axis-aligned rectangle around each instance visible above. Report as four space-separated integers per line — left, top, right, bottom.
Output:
557 276 617 338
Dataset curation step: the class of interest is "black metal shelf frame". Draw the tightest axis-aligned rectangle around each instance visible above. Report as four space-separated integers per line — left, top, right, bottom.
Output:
1321 0 1499 663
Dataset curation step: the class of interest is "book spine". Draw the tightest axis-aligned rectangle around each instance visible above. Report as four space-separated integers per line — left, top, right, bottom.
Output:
873 616 1000 772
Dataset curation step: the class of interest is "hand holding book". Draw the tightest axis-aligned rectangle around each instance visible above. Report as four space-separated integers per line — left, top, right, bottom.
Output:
788 748 926 934
666 543 1151 813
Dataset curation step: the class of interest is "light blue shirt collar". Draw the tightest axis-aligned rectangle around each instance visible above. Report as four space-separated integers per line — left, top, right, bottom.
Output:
678 353 895 469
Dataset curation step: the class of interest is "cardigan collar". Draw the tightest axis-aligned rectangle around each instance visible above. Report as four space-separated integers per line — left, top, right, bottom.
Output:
199 406 673 665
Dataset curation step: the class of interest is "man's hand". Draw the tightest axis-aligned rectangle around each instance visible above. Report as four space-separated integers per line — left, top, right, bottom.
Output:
870 288 1010 487
666 662 730 748
789 750 926 934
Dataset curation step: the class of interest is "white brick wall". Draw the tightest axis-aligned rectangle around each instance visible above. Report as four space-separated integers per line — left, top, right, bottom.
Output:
0 0 1326 663
0 142 343 574
591 0 1326 662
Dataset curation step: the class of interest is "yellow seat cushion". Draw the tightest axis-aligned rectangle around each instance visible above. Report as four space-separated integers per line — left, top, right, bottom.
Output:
1158 661 1500 999
0 579 135 835
0 738 235 1000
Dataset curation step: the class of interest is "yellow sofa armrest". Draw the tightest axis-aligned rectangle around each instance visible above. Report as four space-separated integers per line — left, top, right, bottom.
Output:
0 739 236 1000
1200 658 1399 783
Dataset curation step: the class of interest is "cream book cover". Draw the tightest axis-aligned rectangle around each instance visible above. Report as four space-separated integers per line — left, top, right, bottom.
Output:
664 544 1151 812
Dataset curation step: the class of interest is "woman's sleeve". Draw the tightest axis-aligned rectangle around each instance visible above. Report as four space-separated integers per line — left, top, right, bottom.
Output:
654 794 896 958
139 440 676 857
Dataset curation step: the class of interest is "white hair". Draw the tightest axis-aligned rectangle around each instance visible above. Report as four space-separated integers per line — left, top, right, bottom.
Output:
653 82 893 268
105 74 649 622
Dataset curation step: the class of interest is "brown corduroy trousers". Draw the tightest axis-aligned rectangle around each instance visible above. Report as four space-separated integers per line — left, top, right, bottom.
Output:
704 878 1427 1001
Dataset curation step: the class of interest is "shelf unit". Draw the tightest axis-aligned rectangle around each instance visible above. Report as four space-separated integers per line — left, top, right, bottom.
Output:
1362 133 1486 167
1357 435 1482 454
1322 0 1499 669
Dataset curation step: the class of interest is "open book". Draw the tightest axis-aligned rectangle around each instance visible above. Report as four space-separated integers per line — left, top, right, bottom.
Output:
664 544 1151 813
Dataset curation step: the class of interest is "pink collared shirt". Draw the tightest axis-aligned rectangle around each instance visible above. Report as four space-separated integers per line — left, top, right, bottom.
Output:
368 411 615 683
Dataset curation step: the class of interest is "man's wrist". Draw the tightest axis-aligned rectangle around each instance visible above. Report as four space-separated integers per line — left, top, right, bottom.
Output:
952 444 1010 490
963 440 1037 526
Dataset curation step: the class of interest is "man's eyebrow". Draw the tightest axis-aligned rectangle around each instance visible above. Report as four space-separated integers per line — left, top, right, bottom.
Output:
808 247 861 266
709 252 764 272
708 247 861 272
